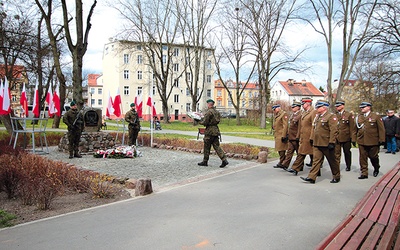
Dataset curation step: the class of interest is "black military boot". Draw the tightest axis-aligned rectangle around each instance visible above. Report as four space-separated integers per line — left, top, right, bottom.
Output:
198 161 208 166
69 152 73 159
220 160 229 168
74 152 82 158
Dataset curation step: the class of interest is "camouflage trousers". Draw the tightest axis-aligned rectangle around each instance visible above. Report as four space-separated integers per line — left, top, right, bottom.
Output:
128 127 140 146
68 130 82 155
202 135 226 162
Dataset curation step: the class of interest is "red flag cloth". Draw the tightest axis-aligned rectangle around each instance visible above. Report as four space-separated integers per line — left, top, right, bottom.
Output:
1 77 11 115
135 94 143 118
106 91 114 118
113 88 122 117
53 83 61 117
20 83 28 117
32 81 40 117
146 96 157 116
46 85 55 117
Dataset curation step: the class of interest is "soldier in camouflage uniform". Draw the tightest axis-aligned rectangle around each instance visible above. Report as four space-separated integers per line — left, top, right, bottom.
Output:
63 101 84 159
198 99 229 168
125 103 141 146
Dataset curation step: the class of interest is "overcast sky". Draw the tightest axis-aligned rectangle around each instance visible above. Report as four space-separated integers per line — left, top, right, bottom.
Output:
83 3 344 90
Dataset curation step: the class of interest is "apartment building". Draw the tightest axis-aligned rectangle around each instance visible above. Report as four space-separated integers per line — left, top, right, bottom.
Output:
270 79 324 106
101 40 215 121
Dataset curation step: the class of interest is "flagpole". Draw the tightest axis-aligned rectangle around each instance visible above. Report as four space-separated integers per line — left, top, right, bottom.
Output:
150 70 154 147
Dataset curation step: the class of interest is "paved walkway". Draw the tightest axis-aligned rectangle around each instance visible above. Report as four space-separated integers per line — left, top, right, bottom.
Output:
1 132 399 249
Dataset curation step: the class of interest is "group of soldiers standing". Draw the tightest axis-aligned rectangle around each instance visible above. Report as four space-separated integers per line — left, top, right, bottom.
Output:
271 97 387 184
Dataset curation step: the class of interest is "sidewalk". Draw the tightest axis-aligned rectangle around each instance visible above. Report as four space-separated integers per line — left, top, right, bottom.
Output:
0 146 398 249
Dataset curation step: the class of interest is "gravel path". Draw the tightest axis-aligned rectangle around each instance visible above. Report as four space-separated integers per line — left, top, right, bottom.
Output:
42 146 261 191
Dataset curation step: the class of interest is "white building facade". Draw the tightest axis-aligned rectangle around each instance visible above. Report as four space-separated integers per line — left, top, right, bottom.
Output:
100 40 215 121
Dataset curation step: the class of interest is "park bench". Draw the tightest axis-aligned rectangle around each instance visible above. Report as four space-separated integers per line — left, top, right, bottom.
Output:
317 162 400 249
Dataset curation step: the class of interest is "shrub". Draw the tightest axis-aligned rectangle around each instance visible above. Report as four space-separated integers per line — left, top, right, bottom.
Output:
0 210 16 228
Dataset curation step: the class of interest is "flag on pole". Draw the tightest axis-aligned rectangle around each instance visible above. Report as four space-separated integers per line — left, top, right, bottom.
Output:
20 83 28 117
106 90 114 118
135 94 143 117
53 82 61 117
113 88 122 118
1 77 11 115
32 81 40 117
0 80 4 114
146 96 157 116
46 84 56 117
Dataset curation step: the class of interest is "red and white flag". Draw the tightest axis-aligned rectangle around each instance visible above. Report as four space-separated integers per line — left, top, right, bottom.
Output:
46 84 56 117
135 94 143 118
20 83 28 117
0 80 4 114
32 81 40 117
146 96 157 116
1 77 11 115
113 88 122 118
53 82 61 117
106 90 114 118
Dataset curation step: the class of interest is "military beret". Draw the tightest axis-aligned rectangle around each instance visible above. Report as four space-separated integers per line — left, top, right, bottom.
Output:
291 101 302 108
272 104 281 110
206 99 215 103
335 100 345 107
130 103 135 107
301 97 313 104
315 100 330 108
359 102 372 108
70 101 76 106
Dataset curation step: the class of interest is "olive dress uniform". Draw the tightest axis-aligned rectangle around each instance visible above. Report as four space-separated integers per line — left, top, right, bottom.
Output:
355 102 385 178
63 102 84 158
335 106 356 171
290 105 318 172
198 99 228 168
125 105 141 146
281 103 301 168
273 106 289 167
304 105 339 183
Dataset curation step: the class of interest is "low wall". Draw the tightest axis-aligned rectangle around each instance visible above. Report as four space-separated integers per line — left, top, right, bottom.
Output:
58 131 117 153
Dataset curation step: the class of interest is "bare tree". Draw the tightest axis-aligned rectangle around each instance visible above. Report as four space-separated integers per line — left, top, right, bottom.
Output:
214 6 256 125
115 0 180 123
175 0 217 116
303 0 378 106
240 0 305 128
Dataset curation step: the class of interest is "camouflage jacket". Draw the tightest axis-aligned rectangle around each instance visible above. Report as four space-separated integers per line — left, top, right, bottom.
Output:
63 108 83 131
125 109 140 129
200 107 221 136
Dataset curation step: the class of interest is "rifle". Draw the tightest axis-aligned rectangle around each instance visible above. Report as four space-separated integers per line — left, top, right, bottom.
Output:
73 109 84 127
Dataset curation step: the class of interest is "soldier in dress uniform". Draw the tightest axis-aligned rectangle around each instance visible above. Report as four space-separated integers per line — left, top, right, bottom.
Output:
335 100 356 171
63 101 84 159
300 100 339 184
272 104 289 168
125 103 141 146
198 99 229 168
355 102 385 179
287 97 318 175
281 101 301 170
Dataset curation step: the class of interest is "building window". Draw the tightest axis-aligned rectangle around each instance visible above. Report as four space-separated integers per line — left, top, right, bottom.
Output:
217 90 222 97
217 100 221 106
137 55 142 64
152 85 156 96
186 88 190 96
186 103 191 112
138 71 142 80
124 70 129 80
207 89 211 98
91 99 95 106
173 79 179 88
162 45 168 50
242 100 245 107
206 75 211 83
206 60 211 69
228 100 233 107
137 87 143 95
97 88 102 95
173 63 179 72
90 88 95 94
137 45 142 50
98 99 102 105
124 54 129 64
173 48 179 56
186 72 191 81
249 92 252 98
162 55 167 63
185 57 190 64
124 86 129 95
174 94 179 103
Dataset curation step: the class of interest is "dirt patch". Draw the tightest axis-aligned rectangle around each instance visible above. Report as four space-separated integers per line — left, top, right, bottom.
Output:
0 188 132 227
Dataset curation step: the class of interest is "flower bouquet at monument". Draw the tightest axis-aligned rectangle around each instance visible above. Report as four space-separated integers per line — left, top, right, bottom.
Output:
93 146 139 159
